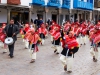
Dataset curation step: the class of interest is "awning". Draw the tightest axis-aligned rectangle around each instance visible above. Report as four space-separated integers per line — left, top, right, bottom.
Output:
0 3 29 8
94 8 100 11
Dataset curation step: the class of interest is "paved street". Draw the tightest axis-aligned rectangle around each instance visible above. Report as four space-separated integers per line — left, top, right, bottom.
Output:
0 36 100 75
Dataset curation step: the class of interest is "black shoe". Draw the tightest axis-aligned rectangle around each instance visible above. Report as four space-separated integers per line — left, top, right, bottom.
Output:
30 59 35 63
54 49 57 53
8 54 10 56
3 52 7 54
56 52 59 54
64 65 67 71
10 56 14 58
67 71 72 73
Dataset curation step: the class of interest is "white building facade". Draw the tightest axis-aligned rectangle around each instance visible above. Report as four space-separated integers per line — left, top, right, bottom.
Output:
0 0 94 25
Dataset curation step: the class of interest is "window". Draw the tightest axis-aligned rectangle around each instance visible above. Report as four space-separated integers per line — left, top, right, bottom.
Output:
87 0 90 2
49 0 59 3
63 0 70 5
90 0 93 3
78 0 84 1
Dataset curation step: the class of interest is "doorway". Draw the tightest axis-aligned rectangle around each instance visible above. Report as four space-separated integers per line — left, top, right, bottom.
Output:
11 12 29 24
82 13 85 21
79 14 81 23
52 14 57 22
74 14 77 22
65 15 69 21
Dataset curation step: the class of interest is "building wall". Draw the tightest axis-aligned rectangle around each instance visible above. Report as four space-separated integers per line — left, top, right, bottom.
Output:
70 0 73 9
1 0 32 6
20 0 32 6
0 8 7 23
45 0 48 5
1 0 7 3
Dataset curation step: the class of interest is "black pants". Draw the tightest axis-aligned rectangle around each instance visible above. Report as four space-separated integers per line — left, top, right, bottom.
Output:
40 33 45 39
8 42 15 56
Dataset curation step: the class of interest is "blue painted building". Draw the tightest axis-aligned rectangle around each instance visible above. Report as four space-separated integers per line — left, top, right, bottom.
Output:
30 0 45 5
29 0 94 24
73 0 94 10
62 0 70 9
47 0 61 7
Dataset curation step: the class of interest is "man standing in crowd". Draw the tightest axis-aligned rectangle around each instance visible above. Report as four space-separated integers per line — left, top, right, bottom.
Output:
34 17 38 29
4 19 19 58
47 18 51 26
38 18 43 29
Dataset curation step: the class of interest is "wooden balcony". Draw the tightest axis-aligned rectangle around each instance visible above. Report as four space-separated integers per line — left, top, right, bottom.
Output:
47 0 61 7
94 2 100 8
7 0 21 5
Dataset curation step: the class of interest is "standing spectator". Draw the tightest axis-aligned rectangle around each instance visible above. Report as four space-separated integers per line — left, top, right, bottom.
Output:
4 19 19 58
47 18 51 26
34 17 38 28
38 18 43 29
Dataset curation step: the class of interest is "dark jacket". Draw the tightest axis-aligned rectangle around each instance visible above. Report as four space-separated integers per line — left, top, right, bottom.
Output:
61 47 79 58
34 19 38 25
38 20 43 26
4 24 19 41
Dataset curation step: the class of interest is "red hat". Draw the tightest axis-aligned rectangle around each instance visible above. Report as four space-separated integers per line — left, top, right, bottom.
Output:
71 23 75 26
30 28 35 33
2 23 6 25
95 26 99 30
75 22 79 26
52 21 56 25
25 24 29 27
69 31 75 37
97 22 100 25
41 23 45 28
2 23 6 28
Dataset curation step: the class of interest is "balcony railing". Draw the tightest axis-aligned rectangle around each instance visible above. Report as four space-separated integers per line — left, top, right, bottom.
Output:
47 0 61 7
62 0 70 9
32 0 45 5
73 0 93 10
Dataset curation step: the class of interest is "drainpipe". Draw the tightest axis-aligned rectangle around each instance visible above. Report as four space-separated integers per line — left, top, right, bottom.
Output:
7 7 11 24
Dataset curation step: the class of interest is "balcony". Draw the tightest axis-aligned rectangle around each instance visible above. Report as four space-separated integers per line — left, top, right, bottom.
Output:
62 0 70 9
73 0 93 10
47 0 61 7
94 1 100 8
7 0 21 5
31 0 45 5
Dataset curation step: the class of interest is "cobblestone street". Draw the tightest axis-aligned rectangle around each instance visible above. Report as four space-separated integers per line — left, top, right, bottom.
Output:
0 36 100 75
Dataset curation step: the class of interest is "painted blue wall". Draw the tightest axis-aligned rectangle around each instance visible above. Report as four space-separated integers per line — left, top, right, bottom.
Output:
32 0 45 5
73 0 93 10
62 0 70 9
47 0 61 7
